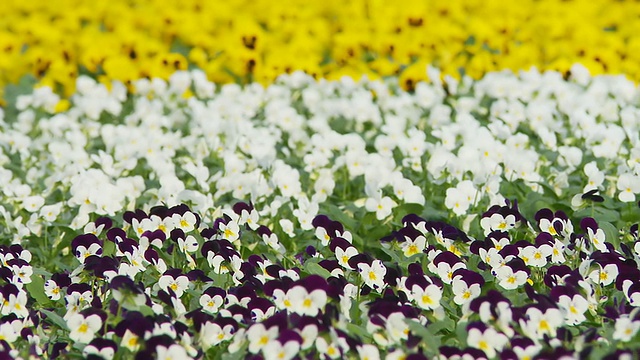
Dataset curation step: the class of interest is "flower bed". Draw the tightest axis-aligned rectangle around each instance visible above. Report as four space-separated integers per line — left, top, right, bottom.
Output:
0 66 639 358
1 0 640 101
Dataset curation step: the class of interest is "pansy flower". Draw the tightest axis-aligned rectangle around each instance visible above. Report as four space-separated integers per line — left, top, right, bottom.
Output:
83 338 117 360
246 323 279 354
158 269 190 298
535 208 574 240
330 237 358 270
171 210 199 233
401 235 427 258
612 313 640 342
67 309 105 344
519 305 564 341
83 217 113 237
313 215 351 246
356 259 387 293
71 234 103 264
110 275 148 310
233 201 260 230
451 269 484 306
427 251 466 284
493 258 529 290
44 272 71 301
218 219 241 244
199 287 226 315
518 243 552 268
262 336 301 360
580 217 608 252
466 322 508 359
199 320 236 350
480 211 516 235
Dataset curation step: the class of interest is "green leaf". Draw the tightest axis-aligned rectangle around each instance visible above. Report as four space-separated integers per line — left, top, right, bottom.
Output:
575 207 620 223
600 221 620 249
346 323 372 341
304 260 332 278
25 273 52 307
103 239 116 257
393 203 425 222
323 204 357 231
455 321 468 347
40 309 69 331
407 319 441 352
379 245 403 264
221 348 246 360
428 316 456 335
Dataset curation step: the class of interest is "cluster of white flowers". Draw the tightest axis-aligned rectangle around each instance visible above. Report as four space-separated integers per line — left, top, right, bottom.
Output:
1 64 639 246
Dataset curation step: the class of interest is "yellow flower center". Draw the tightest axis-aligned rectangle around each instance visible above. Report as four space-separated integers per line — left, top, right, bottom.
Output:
78 323 89 333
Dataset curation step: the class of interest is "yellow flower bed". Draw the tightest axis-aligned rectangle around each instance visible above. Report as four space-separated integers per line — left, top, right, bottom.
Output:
1 0 639 98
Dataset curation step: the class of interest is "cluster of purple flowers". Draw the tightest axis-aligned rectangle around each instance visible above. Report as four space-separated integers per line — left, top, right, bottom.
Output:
1 199 639 359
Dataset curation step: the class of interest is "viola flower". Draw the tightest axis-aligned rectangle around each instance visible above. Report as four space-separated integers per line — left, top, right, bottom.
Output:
365 193 397 220
72 234 103 264
199 287 225 314
509 337 542 360
219 220 241 243
199 321 235 349
262 338 300 360
172 229 199 254
64 285 94 319
171 210 198 233
44 278 64 301
401 235 427 257
286 285 328 317
83 217 113 236
494 263 528 290
612 315 640 342
313 215 349 246
487 231 511 251
67 312 103 344
110 276 148 310
357 260 387 292
233 201 260 230
518 244 552 267
428 251 466 284
520 306 564 340
335 245 358 270
383 312 410 345
149 214 176 237
155 344 193 360
617 173 640 202
83 338 117 360
247 323 279 354
466 323 508 359
8 258 32 287
588 263 619 287
158 270 190 298
257 225 283 252
315 336 342 359
0 317 20 343
480 212 516 235
535 208 574 240
357 344 380 360
581 218 608 252
411 283 442 311
556 293 589 325
451 269 484 306
444 180 478 216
